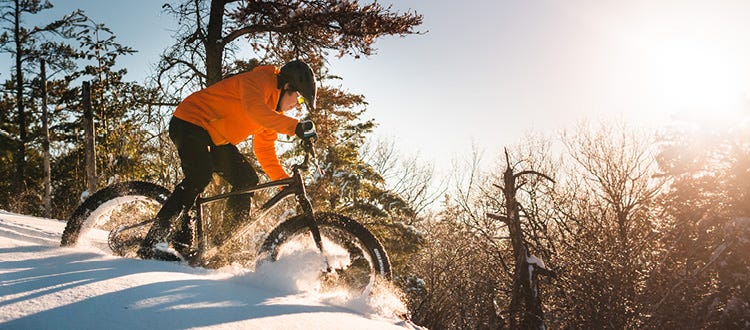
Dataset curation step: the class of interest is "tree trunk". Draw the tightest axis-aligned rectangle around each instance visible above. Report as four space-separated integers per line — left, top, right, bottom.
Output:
14 0 26 197
501 162 547 330
41 60 51 217
82 81 97 195
205 0 226 86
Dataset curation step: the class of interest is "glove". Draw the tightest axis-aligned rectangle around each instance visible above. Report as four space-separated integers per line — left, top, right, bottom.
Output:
295 120 317 139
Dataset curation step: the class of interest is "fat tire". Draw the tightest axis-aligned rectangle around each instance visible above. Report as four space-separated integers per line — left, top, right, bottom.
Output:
260 212 391 279
60 181 170 246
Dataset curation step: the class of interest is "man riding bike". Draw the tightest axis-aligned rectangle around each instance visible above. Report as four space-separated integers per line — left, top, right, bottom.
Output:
138 60 318 260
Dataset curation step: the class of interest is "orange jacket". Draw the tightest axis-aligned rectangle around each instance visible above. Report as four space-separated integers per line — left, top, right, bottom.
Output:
173 65 299 181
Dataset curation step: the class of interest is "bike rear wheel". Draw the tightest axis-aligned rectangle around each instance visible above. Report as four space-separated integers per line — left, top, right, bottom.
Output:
60 181 169 257
259 212 391 293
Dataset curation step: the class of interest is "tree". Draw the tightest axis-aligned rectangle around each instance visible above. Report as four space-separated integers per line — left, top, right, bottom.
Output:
157 0 423 91
71 19 164 183
554 120 664 328
0 2 161 216
0 0 85 205
44 17 165 218
645 116 750 328
362 137 445 216
487 149 555 330
407 215 505 330
412 137 558 329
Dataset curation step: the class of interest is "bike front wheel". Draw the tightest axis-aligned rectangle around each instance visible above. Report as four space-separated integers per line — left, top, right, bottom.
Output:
259 212 391 293
60 181 169 257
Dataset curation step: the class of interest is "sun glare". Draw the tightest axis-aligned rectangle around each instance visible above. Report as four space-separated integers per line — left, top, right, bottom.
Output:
612 4 750 127
642 37 744 113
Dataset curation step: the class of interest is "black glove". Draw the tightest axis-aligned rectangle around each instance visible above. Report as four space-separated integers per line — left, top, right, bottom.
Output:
295 120 317 139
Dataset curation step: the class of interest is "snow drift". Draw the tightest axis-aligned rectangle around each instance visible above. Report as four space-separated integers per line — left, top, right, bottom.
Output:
0 211 418 329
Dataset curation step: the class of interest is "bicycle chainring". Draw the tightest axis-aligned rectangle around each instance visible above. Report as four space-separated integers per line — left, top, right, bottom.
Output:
108 224 148 257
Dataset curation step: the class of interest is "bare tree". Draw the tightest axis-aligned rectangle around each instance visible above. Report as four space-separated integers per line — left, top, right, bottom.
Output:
554 119 665 329
487 149 555 330
434 137 559 329
362 137 445 217
408 207 506 329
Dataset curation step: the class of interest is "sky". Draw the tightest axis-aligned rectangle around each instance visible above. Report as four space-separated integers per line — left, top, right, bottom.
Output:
13 0 750 174
329 0 750 171
0 211 414 329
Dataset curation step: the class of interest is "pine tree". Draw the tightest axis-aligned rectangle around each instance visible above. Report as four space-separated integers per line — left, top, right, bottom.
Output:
46 18 163 218
0 0 86 212
157 0 423 90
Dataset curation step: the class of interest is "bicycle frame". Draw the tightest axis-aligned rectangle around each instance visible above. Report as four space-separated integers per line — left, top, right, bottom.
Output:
79 139 390 287
191 142 324 256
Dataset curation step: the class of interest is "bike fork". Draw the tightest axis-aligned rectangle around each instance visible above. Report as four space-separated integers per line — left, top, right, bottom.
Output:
297 194 330 271
308 216 324 252
307 219 333 273
296 193 323 251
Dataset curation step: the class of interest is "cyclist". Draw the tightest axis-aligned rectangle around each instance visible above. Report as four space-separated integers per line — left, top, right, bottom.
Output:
138 60 318 260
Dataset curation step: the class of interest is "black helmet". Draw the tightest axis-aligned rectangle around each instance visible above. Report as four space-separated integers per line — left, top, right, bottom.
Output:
279 60 317 110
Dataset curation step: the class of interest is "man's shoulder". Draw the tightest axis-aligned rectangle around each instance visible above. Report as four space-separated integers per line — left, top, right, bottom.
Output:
243 65 279 79
219 65 276 80
228 65 278 87
253 65 279 74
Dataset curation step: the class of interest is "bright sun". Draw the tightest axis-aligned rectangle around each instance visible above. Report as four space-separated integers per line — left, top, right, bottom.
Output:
619 5 750 125
576 2 750 129
643 37 744 113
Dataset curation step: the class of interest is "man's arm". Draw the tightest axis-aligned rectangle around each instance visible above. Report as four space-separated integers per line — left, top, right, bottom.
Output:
253 129 290 181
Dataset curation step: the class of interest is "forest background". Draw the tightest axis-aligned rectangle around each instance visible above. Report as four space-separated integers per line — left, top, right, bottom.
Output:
0 1 748 329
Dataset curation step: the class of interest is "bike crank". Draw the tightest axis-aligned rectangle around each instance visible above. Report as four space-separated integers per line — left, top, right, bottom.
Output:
107 218 154 257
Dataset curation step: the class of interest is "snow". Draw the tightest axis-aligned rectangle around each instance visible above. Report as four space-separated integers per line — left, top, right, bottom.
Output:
0 211 420 329
526 255 547 270
79 190 90 203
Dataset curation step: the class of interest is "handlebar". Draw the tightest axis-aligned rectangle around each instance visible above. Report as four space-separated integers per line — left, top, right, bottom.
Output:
297 120 317 139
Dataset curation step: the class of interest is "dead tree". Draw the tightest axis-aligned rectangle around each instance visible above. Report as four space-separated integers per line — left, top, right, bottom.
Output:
487 149 555 330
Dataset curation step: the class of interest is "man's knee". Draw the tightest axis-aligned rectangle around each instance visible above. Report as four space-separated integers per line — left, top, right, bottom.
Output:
230 170 259 192
179 173 212 199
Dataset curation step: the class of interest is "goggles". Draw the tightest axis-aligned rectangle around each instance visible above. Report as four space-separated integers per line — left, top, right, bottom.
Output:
284 89 307 106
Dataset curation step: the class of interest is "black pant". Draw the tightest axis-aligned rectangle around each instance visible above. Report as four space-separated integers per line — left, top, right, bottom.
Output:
155 117 259 229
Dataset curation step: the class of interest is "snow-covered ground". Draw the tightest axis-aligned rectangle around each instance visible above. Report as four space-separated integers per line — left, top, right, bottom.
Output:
0 211 417 329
